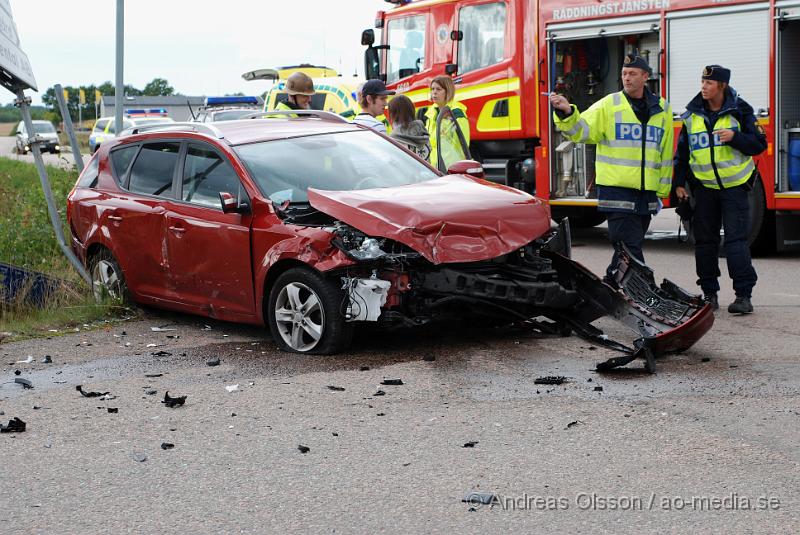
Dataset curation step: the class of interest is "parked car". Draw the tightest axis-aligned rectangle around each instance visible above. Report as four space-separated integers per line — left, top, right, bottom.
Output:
16 120 60 154
192 96 261 123
89 110 175 153
67 112 713 369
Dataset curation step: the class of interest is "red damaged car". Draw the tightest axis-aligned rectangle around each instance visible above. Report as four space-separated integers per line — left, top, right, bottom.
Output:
67 111 713 371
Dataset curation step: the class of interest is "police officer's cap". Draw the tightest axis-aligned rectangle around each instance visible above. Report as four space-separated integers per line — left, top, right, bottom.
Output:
622 54 651 74
702 65 731 84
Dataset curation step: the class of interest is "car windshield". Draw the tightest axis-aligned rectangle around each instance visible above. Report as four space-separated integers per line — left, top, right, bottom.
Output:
212 110 255 121
33 122 56 134
235 130 439 203
132 117 174 125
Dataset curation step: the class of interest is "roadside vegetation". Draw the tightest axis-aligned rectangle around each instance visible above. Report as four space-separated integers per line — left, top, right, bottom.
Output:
0 158 133 339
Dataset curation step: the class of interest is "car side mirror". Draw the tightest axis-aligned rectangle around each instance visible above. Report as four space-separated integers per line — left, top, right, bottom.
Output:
219 191 250 214
447 160 485 179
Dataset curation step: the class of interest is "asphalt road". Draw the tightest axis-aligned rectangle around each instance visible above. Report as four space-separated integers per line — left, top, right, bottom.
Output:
1 201 799 533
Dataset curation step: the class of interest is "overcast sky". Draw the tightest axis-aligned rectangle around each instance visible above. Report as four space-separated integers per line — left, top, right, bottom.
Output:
9 0 387 105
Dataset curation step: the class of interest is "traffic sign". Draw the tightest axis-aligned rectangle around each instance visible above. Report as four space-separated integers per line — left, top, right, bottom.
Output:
0 0 37 92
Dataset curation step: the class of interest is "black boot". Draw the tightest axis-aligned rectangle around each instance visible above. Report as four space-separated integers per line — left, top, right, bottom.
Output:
703 293 719 311
728 297 753 314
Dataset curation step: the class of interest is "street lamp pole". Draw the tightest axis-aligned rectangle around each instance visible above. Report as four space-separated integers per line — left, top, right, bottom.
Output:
115 0 124 134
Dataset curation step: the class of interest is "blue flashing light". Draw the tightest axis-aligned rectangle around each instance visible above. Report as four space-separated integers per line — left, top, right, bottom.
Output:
205 96 259 106
126 108 168 116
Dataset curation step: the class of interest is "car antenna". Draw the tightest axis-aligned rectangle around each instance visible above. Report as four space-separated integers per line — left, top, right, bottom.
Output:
187 98 196 121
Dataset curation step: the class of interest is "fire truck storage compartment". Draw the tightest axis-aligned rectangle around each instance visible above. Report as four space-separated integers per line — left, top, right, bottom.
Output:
777 4 800 192
547 16 661 201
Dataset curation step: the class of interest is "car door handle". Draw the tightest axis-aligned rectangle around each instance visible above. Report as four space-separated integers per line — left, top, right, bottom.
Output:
169 225 186 234
108 215 122 221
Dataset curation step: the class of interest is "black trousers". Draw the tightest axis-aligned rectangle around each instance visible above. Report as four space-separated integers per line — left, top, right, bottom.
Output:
605 212 651 279
692 184 757 298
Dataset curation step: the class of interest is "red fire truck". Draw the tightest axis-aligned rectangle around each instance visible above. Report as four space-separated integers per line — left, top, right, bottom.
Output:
362 0 800 252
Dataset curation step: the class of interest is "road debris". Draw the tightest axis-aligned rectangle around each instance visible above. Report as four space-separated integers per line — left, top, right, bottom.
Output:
151 326 177 332
160 442 175 450
133 452 147 463
381 379 404 386
16 356 33 364
594 386 603 392
107 408 119 413
206 358 220 367
327 385 345 391
162 391 186 408
225 384 239 393
373 390 386 397
145 373 163 378
0 417 26 433
14 377 33 389
298 445 310 453
151 351 172 357
42 355 52 364
144 389 157 395
534 376 567 385
565 420 582 429
463 441 479 448
13 369 20 375
462 491 498 505
359 366 370 371
702 357 711 362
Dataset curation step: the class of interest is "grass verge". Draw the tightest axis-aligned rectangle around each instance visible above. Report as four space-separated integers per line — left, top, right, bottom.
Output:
0 157 131 340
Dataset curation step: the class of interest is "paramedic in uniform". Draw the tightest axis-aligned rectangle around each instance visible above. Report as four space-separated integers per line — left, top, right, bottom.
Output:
673 65 766 314
549 55 674 286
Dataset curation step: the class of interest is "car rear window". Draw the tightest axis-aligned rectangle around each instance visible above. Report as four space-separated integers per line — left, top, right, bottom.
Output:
76 155 100 188
109 145 139 183
128 142 180 197
235 130 438 203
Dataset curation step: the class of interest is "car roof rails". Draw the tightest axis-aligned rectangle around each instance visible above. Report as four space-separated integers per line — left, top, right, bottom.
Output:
238 109 350 123
119 122 225 139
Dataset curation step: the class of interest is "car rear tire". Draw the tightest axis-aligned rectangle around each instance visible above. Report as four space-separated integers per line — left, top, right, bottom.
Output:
90 249 129 303
267 267 353 354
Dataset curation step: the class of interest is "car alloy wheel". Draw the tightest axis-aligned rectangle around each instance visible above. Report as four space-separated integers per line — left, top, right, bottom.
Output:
273 282 325 352
91 256 124 302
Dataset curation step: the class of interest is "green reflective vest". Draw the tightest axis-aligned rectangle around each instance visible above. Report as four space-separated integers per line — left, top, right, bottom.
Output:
425 102 470 172
553 92 674 198
682 113 754 189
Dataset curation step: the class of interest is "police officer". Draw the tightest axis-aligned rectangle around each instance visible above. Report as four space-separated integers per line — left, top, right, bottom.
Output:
274 72 315 112
673 65 766 314
550 55 674 285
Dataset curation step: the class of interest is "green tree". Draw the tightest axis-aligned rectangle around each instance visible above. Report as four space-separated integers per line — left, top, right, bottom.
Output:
142 78 174 96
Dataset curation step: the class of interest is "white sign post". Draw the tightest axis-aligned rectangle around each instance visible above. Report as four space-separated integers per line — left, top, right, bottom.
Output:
1 1 90 284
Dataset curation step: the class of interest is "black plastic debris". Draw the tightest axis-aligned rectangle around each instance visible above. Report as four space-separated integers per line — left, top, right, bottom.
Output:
534 376 567 385
13 369 20 376
373 390 386 397
0 417 26 433
463 441 479 448
151 351 172 357
14 378 33 389
145 373 163 378
206 358 220 367
594 386 603 392
381 379 403 386
462 492 498 506
332 432 339 437
162 391 186 408
327 385 345 392
76 385 110 398
376 413 386 416
565 420 582 429
144 389 157 396
42 355 52 364
298 445 310 454
107 408 119 413
160 442 174 450
359 366 370 371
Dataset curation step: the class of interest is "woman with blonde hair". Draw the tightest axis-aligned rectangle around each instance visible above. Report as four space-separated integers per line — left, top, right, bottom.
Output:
388 94 431 161
424 75 470 172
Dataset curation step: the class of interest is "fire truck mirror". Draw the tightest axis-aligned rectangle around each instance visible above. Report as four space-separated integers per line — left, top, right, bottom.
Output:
445 64 458 75
450 30 463 42
362 29 375 47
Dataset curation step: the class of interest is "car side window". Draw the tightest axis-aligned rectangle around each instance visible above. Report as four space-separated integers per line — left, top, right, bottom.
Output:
181 143 245 208
128 142 180 198
109 145 139 184
93 119 110 132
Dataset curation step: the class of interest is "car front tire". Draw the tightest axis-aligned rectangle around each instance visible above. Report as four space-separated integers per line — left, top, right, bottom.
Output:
267 267 353 354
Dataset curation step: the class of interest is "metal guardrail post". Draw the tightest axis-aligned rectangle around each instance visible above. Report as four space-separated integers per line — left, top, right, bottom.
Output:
15 90 91 285
54 83 85 173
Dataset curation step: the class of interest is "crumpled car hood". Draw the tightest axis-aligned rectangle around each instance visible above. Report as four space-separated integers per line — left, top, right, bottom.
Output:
307 175 551 264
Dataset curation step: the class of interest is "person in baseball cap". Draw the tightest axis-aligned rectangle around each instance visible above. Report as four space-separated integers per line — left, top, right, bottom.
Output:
353 79 396 133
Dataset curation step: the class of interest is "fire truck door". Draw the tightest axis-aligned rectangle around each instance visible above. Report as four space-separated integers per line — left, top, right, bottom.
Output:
776 3 800 193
